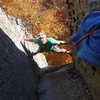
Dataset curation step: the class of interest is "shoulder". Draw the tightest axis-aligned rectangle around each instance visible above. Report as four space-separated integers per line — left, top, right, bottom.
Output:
34 37 39 43
47 38 59 44
47 38 57 41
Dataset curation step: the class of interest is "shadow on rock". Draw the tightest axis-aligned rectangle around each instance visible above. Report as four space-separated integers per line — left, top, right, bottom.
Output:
0 28 41 100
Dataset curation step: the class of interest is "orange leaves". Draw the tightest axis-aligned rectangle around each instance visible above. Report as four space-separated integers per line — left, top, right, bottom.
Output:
39 8 69 40
39 0 67 9
1 0 70 39
1 0 36 18
44 52 72 65
43 44 72 65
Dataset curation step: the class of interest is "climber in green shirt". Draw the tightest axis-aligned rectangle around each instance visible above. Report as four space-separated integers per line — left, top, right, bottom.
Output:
24 32 71 54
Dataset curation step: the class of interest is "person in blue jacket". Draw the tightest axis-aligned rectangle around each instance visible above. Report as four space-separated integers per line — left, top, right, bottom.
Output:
71 11 100 66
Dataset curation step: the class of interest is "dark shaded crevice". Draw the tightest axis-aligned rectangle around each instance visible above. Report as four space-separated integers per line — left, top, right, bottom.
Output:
0 28 40 100
20 41 42 76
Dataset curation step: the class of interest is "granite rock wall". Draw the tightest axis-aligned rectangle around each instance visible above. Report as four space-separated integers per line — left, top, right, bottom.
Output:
67 0 100 100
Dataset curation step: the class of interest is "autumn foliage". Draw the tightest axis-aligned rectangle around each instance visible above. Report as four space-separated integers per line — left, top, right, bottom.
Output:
1 0 72 65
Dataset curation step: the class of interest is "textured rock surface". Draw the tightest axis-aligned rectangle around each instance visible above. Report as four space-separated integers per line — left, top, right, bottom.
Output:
0 8 48 68
67 0 100 100
0 8 47 100
0 28 40 100
0 5 96 100
38 64 93 100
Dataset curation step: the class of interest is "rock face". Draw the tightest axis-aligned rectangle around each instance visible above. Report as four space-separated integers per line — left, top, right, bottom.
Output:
0 7 94 100
67 0 100 35
38 64 93 100
0 8 48 68
0 8 47 100
0 26 40 100
67 0 100 100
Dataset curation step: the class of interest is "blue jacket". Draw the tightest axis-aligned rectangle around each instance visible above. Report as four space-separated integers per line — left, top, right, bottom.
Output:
71 11 100 66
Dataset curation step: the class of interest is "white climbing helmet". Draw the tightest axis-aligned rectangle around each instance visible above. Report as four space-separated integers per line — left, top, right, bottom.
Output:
37 32 46 38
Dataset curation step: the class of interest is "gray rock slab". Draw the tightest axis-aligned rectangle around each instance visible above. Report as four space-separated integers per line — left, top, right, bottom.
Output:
38 64 93 100
0 28 40 100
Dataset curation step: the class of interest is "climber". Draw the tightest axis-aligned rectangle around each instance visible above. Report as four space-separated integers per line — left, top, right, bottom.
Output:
24 32 71 54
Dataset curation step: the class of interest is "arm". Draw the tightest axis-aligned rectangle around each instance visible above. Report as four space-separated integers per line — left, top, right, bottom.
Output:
57 40 67 45
24 35 34 42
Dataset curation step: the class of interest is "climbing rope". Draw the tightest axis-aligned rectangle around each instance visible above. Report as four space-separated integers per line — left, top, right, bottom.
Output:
70 28 100 49
65 28 100 65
